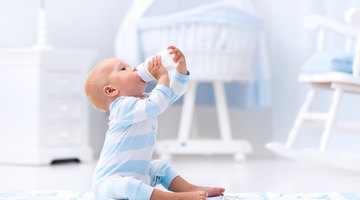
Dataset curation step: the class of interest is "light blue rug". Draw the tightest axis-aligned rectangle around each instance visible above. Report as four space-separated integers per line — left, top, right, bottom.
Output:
0 191 359 200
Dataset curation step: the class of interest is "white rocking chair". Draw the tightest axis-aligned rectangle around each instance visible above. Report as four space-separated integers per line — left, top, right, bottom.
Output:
266 7 360 171
136 2 265 161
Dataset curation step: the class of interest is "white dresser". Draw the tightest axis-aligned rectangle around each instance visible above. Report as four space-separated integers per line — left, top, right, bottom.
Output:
0 48 96 165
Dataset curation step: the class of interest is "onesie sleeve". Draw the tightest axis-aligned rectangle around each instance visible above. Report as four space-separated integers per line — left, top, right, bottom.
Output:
168 70 190 105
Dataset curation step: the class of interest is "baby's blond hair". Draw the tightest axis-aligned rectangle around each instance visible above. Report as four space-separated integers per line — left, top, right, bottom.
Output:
84 59 115 112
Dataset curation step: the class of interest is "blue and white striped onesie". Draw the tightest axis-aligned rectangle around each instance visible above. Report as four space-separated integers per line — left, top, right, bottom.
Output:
93 70 189 200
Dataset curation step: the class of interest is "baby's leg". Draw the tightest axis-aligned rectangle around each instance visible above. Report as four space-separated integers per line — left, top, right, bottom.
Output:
149 160 179 189
95 175 153 200
149 160 224 197
169 176 225 197
150 188 208 200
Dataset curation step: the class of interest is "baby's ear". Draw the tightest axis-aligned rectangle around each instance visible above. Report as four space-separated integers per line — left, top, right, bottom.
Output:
103 85 118 97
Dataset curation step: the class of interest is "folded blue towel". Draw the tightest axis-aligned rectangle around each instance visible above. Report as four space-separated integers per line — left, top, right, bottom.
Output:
301 51 354 74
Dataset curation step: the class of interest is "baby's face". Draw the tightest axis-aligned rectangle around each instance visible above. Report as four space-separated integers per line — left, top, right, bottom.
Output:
107 59 147 97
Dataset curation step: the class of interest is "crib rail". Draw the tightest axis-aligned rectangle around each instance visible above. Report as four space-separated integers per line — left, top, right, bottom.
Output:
137 3 263 81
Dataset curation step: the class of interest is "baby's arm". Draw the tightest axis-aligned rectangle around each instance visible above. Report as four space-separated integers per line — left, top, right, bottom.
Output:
111 49 189 126
111 56 171 126
111 86 171 127
146 48 190 109
167 46 190 104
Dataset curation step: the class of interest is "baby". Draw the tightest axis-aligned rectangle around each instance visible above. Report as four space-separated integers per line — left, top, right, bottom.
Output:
85 45 225 200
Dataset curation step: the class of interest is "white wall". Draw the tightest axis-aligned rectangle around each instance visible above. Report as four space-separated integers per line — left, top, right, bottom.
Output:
1 0 359 158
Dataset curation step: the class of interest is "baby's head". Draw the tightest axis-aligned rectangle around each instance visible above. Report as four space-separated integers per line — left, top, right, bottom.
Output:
85 58 147 112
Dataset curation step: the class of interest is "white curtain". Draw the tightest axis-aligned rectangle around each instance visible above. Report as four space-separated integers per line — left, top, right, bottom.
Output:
114 0 155 66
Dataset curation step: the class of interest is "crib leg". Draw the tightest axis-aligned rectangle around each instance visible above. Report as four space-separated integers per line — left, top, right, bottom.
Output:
213 81 232 141
178 81 198 144
157 80 252 159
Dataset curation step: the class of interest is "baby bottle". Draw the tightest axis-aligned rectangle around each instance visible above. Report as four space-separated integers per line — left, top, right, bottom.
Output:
136 49 177 82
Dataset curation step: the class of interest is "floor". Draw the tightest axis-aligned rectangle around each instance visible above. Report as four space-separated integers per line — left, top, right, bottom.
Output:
0 156 359 196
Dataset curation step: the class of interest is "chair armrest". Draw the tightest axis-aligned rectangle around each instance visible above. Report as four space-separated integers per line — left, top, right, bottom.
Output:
345 7 360 27
304 14 358 37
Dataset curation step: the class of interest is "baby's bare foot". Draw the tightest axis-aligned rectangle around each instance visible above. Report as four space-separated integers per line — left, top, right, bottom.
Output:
178 191 208 200
151 189 208 200
191 186 225 197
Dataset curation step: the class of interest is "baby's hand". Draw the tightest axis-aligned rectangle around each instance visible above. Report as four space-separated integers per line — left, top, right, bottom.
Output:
167 45 187 75
148 55 167 79
147 55 169 87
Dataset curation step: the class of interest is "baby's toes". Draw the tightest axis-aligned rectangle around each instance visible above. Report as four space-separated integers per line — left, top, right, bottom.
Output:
199 191 208 200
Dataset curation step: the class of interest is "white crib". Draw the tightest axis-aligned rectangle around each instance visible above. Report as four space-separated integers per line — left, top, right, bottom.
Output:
135 2 264 160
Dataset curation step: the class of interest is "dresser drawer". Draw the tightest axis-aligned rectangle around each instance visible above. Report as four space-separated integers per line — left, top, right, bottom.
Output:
42 99 83 121
43 73 83 96
41 124 83 147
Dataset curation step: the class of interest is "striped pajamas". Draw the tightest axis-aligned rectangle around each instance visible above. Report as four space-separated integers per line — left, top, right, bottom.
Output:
93 71 189 200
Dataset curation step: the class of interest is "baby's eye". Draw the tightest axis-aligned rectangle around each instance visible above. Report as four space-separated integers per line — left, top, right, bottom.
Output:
121 66 126 71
